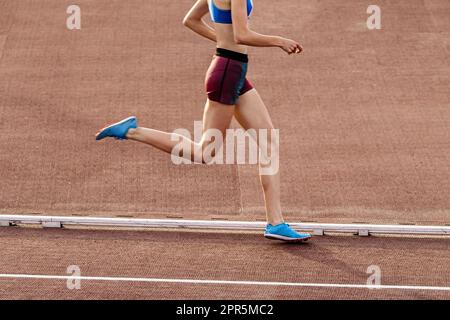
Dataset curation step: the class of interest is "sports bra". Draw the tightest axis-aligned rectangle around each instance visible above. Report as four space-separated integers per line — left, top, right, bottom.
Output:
208 0 253 24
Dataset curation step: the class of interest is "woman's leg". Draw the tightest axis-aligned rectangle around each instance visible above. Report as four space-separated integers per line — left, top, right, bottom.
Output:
234 89 284 226
126 99 235 163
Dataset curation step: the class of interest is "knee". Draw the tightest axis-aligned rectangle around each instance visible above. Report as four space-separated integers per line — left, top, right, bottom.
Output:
269 139 279 156
201 141 223 165
193 140 221 165
260 137 279 159
258 133 280 176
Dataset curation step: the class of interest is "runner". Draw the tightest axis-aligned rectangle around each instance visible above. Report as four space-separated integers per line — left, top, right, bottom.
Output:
95 0 311 242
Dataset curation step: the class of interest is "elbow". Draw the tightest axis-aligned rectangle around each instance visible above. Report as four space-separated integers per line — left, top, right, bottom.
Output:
234 32 249 45
234 36 243 45
234 34 246 45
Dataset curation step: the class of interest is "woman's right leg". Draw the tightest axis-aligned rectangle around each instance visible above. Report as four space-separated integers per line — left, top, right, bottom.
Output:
125 99 235 163
234 89 284 225
235 89 312 241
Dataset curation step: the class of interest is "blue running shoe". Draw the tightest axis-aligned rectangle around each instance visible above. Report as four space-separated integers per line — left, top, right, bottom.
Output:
96 116 137 141
264 223 312 242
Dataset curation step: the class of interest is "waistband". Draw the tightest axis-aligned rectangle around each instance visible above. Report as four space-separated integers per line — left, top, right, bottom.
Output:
215 48 249 63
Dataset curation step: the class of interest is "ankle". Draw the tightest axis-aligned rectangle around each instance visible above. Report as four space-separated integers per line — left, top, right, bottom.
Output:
126 127 138 138
267 219 284 226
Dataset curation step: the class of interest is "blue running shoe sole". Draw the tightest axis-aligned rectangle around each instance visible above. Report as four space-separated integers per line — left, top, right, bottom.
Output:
264 233 312 242
95 116 137 141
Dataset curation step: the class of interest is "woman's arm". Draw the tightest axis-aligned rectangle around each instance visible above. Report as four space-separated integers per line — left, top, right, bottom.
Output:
183 0 216 42
231 0 302 54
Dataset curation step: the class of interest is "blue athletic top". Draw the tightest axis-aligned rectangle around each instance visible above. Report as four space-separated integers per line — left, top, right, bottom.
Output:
209 0 253 24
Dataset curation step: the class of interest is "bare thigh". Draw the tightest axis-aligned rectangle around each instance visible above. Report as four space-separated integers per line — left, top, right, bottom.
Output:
234 89 275 134
202 99 235 141
235 89 279 175
192 99 234 162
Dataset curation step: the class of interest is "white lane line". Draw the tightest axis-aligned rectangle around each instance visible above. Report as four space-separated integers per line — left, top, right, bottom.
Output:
0 274 449 291
2 214 450 236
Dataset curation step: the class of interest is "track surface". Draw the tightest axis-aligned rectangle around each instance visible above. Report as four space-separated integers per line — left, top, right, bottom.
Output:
0 227 449 300
0 0 449 301
0 0 450 225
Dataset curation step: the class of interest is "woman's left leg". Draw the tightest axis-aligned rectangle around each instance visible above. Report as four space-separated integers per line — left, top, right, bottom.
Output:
125 100 235 163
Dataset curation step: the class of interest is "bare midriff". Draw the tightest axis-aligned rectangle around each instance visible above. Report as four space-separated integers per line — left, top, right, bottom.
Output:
214 23 248 54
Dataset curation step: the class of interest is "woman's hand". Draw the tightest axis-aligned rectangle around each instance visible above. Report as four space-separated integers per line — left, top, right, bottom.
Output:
279 37 303 55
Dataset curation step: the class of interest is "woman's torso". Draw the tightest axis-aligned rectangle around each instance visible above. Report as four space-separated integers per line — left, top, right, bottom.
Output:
208 0 252 54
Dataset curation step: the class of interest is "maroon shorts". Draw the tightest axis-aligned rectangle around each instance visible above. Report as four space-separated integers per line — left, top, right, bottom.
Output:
205 48 254 105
